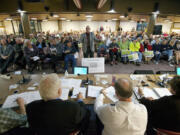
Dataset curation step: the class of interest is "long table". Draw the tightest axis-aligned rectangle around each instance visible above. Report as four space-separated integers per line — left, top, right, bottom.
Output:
0 74 171 106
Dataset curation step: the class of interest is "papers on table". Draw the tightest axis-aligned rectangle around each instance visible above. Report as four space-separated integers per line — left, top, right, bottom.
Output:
71 87 87 99
9 84 19 90
133 87 159 100
2 91 41 108
32 82 39 87
130 74 145 81
14 71 22 75
153 88 172 97
33 56 40 61
27 87 36 90
60 78 82 89
134 87 172 100
88 85 103 98
104 86 118 102
159 74 173 81
60 88 70 100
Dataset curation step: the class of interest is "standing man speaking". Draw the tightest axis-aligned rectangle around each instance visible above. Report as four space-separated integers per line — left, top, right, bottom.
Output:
80 26 99 58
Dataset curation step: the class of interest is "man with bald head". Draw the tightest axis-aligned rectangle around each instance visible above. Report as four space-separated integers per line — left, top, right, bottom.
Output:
80 25 100 58
94 78 147 135
26 74 90 135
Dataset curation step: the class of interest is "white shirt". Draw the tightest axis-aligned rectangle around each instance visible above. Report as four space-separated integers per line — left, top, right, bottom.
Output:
94 94 147 135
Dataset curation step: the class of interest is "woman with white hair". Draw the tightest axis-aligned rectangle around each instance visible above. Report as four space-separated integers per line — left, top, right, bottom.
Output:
23 39 39 74
26 74 90 135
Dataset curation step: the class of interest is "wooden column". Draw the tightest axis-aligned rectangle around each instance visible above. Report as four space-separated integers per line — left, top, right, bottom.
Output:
58 20 62 32
147 14 157 36
20 12 31 38
116 20 120 31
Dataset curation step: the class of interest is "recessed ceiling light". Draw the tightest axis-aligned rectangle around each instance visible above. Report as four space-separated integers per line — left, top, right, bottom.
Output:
53 14 59 18
60 18 66 20
6 18 12 21
31 18 37 20
120 15 125 18
112 18 118 21
85 15 93 18
107 9 116 13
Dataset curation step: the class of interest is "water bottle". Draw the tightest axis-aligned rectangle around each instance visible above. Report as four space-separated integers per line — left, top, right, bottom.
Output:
65 70 68 77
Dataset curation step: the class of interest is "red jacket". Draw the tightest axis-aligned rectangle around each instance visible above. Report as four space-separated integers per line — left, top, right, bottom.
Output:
139 43 152 52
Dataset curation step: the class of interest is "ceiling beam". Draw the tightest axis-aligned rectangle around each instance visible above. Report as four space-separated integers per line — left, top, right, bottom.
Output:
97 0 107 9
73 0 82 9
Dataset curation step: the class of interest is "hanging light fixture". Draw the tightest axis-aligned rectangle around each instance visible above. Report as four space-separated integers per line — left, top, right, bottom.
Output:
107 0 116 13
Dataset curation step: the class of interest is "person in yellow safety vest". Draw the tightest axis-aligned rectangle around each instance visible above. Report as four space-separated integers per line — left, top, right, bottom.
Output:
129 39 142 66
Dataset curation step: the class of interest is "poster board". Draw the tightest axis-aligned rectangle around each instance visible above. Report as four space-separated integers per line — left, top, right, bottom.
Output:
82 58 105 73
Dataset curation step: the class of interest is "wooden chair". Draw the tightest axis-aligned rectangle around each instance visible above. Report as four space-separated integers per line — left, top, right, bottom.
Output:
155 128 180 135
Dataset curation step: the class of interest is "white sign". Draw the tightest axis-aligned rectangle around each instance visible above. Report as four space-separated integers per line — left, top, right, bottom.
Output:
82 58 105 73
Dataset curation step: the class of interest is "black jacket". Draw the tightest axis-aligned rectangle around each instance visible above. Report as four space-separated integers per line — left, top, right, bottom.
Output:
26 99 87 135
140 95 180 132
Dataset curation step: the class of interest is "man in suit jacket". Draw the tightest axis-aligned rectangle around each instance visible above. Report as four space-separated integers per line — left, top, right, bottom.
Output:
80 26 99 58
138 76 180 135
26 74 90 135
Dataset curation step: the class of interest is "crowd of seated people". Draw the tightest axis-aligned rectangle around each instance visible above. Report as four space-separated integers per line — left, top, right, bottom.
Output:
0 74 180 135
0 31 180 74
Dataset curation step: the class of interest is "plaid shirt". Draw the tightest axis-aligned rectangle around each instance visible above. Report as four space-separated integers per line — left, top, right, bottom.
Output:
0 108 27 134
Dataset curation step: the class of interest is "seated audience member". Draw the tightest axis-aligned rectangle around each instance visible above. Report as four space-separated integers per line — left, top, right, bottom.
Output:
160 39 173 62
139 76 180 135
36 37 46 61
0 39 14 74
118 37 130 63
109 38 119 65
152 39 161 64
0 98 27 135
94 78 147 135
174 40 180 65
64 40 76 72
23 39 39 73
49 38 64 73
140 39 153 63
129 39 142 66
14 38 24 69
26 74 90 135
97 40 108 57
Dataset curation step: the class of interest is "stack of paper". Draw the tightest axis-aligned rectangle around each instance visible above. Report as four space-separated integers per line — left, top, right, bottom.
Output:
133 87 159 99
71 87 87 99
9 84 19 90
88 85 103 98
33 56 40 61
60 88 70 100
14 71 22 75
104 86 118 102
153 88 172 97
2 91 41 108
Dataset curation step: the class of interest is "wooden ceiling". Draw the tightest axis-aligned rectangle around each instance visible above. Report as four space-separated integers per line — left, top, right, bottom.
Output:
0 0 180 22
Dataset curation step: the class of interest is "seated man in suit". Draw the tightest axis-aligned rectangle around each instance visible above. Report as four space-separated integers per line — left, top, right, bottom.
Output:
139 76 180 135
94 78 147 135
26 74 90 135
0 39 14 74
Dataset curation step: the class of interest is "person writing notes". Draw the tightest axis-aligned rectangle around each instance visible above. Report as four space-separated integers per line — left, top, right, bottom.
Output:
94 78 147 135
138 76 180 135
26 74 90 135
